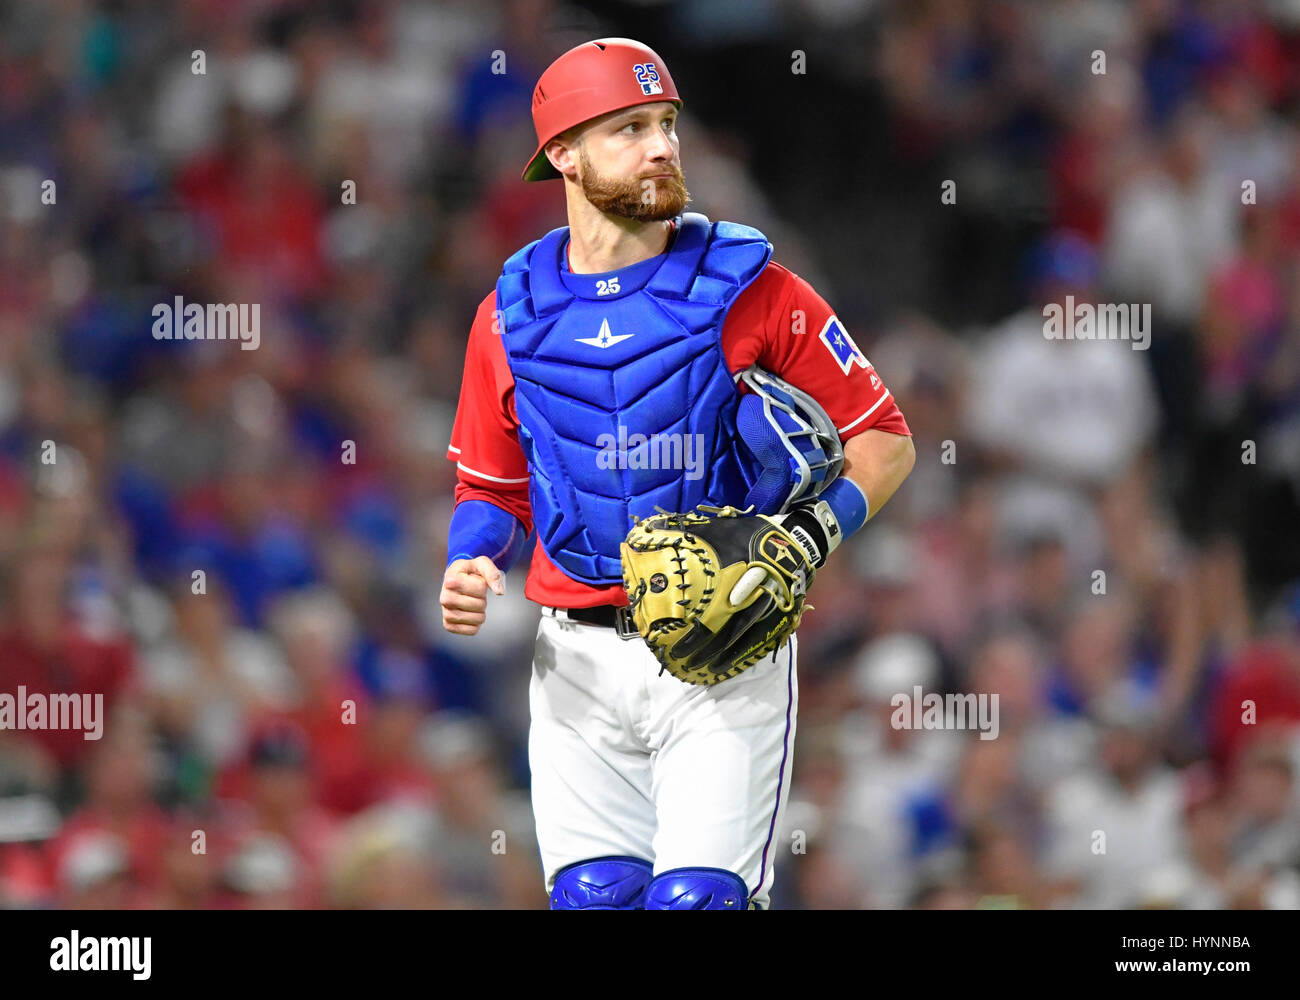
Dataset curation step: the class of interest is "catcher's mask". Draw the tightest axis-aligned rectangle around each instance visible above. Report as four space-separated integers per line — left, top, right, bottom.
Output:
736 365 844 515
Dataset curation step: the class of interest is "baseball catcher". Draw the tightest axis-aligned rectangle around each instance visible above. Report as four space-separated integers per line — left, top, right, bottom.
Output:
441 37 915 910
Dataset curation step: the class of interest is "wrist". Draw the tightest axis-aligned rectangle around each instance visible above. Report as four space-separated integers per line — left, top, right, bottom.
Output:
778 501 839 568
776 478 869 569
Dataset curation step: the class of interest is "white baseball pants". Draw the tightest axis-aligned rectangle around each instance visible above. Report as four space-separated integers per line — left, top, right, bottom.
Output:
527 608 798 908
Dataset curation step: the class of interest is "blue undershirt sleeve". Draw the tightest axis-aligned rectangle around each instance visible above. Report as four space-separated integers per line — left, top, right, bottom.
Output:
446 499 530 571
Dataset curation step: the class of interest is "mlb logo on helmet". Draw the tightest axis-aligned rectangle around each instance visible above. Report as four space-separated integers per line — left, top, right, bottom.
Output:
633 63 663 96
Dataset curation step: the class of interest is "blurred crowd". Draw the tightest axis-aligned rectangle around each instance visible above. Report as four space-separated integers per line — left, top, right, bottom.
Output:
1 0 1299 909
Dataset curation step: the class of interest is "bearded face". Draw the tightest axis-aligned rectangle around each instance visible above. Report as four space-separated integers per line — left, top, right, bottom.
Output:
576 145 690 221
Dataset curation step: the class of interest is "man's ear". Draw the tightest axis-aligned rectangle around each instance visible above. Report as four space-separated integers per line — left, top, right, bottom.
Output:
545 133 581 180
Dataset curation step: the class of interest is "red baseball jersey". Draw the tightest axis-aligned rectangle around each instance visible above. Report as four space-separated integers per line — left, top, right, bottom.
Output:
448 230 911 608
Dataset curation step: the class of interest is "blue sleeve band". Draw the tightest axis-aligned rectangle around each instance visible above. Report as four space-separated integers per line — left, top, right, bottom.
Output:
447 500 529 571
823 476 869 539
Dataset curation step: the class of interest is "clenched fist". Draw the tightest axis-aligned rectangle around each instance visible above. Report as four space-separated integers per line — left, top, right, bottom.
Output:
440 555 506 635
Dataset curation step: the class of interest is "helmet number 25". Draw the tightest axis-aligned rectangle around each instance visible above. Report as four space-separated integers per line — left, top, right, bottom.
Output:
633 63 662 96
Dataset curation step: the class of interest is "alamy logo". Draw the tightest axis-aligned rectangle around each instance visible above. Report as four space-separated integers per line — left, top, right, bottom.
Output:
0 687 103 741
596 426 706 481
576 318 633 349
890 686 1000 741
152 295 260 350
1042 296 1151 351
50 931 151 980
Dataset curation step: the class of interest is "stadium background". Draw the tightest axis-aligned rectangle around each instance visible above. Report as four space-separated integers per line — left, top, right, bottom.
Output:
1 0 1299 909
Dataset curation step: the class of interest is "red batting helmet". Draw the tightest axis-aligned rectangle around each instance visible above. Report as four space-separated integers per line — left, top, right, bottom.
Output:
522 38 682 182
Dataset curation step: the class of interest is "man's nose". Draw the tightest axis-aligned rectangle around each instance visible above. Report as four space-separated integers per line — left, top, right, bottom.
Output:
645 129 674 162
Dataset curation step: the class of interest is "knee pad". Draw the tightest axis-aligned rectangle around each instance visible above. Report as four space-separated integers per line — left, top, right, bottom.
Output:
550 856 653 910
643 867 750 910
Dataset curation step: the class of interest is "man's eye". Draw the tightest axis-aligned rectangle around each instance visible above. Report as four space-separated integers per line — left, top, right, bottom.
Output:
623 122 639 133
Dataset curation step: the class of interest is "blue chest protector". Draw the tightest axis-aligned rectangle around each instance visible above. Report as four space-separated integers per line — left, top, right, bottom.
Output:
494 212 772 585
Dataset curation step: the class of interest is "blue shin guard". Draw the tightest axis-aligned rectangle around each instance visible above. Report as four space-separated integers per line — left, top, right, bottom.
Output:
643 867 750 910
550 856 654 910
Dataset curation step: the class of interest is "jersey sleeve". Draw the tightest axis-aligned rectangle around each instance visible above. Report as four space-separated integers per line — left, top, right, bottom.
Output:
721 261 911 440
447 291 534 535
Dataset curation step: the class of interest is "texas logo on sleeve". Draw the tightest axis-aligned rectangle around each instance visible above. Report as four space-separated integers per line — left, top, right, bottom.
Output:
818 315 870 374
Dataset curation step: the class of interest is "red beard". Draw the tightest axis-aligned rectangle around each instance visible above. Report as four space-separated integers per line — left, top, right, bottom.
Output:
578 149 690 221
